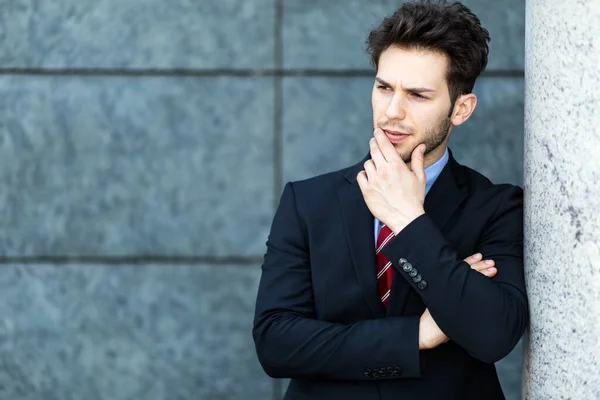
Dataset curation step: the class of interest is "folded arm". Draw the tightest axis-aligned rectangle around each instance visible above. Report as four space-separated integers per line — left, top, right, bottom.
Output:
253 182 422 380
381 186 528 363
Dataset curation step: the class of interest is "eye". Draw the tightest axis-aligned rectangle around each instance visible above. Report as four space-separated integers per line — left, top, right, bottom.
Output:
377 85 391 91
411 92 428 100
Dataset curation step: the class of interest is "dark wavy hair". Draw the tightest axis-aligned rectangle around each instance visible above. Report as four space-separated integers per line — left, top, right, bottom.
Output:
366 0 490 104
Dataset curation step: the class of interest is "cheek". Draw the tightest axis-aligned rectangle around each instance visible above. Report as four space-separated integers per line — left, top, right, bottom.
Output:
371 95 386 119
412 104 443 132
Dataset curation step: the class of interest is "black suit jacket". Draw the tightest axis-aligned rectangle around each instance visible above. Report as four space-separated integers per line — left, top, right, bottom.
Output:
253 150 528 400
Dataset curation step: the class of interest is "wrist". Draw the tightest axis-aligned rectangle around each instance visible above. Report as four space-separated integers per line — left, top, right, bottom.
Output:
389 209 425 235
418 321 430 350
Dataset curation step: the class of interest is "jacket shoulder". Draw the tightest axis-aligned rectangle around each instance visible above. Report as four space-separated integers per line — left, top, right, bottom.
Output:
457 163 523 204
279 163 357 217
287 163 354 195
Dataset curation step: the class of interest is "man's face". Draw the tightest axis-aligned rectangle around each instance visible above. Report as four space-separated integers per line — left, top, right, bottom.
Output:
372 46 454 165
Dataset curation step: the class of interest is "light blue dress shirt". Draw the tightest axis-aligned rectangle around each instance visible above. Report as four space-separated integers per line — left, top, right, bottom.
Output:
374 148 449 242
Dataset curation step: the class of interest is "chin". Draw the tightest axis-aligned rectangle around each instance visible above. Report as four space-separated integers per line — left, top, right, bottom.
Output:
392 144 413 163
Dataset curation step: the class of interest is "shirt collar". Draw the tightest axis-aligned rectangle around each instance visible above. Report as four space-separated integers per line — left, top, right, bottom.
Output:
424 147 449 195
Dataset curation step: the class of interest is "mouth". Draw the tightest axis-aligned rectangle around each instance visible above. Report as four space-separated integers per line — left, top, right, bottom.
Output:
382 129 410 144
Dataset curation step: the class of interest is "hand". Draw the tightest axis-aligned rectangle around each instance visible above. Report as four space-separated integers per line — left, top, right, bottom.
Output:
356 129 426 235
463 252 496 278
419 308 446 350
418 254 496 350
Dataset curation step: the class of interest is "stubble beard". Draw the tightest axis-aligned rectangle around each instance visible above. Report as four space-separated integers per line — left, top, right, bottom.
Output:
395 116 453 163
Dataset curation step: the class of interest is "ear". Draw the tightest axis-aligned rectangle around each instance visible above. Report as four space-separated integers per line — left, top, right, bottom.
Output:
450 93 477 127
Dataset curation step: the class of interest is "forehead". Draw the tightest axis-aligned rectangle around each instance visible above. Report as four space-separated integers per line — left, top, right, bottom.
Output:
377 46 449 89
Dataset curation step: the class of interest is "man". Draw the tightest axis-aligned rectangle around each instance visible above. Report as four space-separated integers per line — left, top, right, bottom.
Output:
253 1 528 399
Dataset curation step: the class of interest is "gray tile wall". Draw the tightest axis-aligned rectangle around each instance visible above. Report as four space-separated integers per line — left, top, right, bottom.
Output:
0 76 274 257
283 0 524 70
0 0 524 399
0 264 269 400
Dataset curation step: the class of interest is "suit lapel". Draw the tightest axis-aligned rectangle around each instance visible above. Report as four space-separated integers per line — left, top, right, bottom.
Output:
339 155 386 318
422 150 469 230
386 150 469 316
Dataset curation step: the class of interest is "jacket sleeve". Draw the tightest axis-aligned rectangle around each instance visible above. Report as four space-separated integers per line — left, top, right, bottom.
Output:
381 186 528 364
253 182 422 381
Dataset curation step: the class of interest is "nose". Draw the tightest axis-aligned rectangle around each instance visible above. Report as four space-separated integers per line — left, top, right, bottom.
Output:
385 93 407 121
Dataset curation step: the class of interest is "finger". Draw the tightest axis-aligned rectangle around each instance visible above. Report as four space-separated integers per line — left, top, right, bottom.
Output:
374 128 402 163
356 170 369 191
363 159 377 180
470 262 497 277
369 137 386 169
410 144 426 183
463 253 482 266
470 259 495 272
469 259 495 271
484 267 498 278
479 267 497 277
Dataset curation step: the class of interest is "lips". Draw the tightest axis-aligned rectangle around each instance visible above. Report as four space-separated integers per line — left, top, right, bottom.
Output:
383 129 409 144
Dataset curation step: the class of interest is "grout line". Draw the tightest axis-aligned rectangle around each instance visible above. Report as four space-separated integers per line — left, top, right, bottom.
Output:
0 68 524 78
272 379 282 400
273 0 284 211
0 256 264 265
271 2 285 400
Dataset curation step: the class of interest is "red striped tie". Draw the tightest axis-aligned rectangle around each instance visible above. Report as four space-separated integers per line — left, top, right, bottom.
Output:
376 225 395 308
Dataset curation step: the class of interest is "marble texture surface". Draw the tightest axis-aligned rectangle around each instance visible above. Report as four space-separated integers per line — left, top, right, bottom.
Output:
0 76 274 257
282 76 524 186
0 0 274 69
283 0 524 70
523 0 600 398
0 263 271 400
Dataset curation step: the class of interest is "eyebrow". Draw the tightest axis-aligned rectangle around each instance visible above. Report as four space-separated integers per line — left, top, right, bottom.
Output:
375 77 436 93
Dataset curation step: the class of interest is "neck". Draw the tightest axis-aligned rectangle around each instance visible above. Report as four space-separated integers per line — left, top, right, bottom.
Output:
420 140 449 168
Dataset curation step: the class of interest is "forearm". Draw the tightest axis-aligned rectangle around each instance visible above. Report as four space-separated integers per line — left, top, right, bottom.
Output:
256 181 422 380
253 310 421 380
383 214 528 363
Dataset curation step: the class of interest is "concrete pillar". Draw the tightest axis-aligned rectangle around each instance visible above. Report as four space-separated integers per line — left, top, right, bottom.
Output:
523 0 600 398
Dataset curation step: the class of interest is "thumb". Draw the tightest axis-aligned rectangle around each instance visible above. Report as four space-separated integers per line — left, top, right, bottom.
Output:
411 144 426 183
